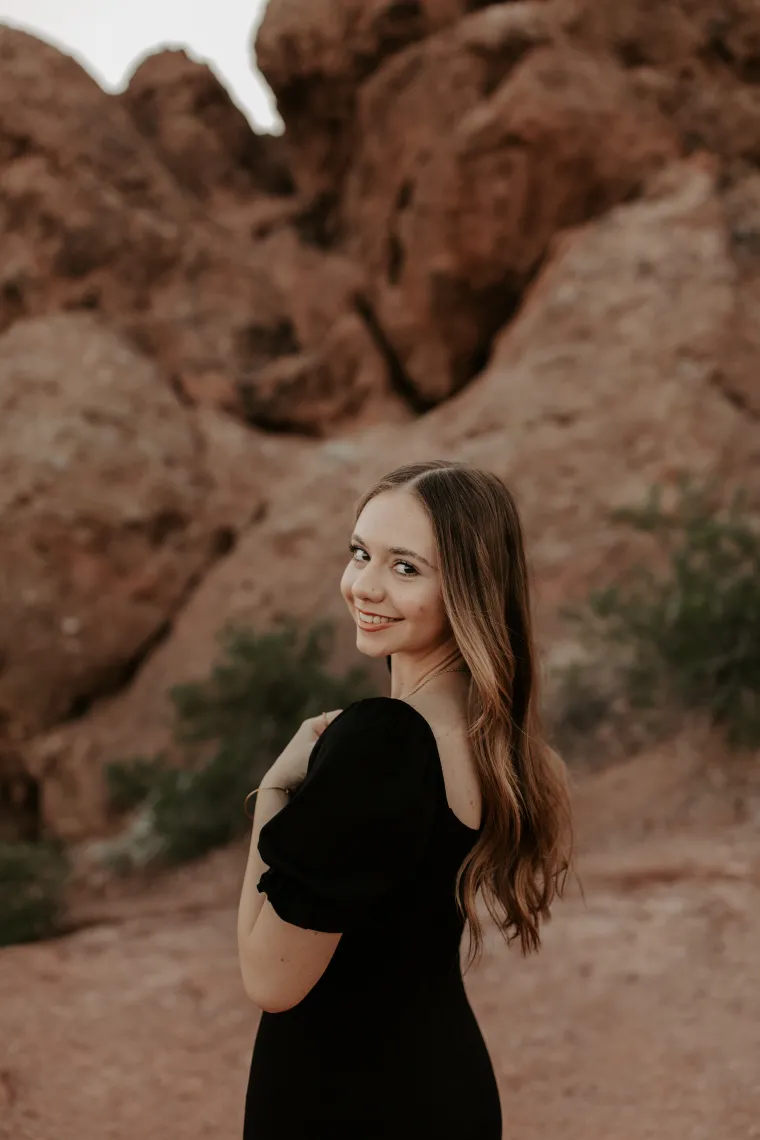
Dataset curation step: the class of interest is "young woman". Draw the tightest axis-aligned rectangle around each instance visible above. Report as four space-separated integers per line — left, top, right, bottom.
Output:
237 459 573 1139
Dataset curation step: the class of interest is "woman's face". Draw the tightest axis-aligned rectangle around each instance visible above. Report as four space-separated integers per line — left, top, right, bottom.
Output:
340 490 452 661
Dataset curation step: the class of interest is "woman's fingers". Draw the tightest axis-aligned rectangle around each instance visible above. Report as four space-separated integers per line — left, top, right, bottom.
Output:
313 709 342 736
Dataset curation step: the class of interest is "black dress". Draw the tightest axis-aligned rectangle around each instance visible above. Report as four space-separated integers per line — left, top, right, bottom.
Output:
243 696 502 1139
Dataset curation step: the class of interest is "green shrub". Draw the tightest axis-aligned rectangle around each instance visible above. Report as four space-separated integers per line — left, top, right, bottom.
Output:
0 840 70 946
103 617 374 869
104 754 170 813
560 476 760 749
545 654 673 770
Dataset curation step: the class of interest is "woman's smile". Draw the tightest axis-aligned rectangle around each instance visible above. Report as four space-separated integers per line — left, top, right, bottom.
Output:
354 608 404 630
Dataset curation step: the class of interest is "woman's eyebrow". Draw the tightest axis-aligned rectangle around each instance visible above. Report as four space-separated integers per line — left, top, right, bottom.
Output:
351 533 434 569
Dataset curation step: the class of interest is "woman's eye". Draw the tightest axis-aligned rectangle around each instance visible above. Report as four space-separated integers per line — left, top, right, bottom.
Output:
348 544 417 576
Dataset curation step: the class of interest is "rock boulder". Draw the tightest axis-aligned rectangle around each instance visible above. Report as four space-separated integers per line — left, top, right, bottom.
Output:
343 5 677 401
0 313 244 742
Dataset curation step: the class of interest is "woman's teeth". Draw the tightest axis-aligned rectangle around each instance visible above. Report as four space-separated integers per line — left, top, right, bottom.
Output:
357 611 400 624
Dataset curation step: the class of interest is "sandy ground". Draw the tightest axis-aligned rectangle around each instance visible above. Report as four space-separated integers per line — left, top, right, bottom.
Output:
2 738 760 1140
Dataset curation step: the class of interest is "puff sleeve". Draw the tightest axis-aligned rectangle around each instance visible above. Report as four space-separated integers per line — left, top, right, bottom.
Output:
256 697 439 933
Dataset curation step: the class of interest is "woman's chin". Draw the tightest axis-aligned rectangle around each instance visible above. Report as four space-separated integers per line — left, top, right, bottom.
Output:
354 629 402 656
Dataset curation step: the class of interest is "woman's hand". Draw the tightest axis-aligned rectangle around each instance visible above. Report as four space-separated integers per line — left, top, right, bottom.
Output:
262 709 343 792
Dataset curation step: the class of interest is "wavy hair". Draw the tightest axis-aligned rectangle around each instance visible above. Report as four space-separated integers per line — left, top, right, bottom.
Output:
356 460 573 968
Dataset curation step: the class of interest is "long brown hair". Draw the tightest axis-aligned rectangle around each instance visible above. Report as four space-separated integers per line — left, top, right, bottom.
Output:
356 460 573 969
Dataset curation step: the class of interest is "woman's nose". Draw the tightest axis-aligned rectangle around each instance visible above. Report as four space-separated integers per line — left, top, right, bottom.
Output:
353 562 377 585
353 573 384 602
355 585 384 602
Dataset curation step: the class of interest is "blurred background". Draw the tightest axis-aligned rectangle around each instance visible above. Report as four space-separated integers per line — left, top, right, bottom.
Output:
1 1 760 1138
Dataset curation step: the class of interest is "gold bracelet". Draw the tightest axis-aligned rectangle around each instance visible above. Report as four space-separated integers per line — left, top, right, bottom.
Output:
244 784 290 819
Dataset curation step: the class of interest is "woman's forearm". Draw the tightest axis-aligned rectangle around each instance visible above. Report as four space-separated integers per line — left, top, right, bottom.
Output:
237 780 289 945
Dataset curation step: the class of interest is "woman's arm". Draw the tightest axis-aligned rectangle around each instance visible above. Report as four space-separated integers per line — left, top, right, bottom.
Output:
237 709 344 946
236 778 342 1013
236 779 289 946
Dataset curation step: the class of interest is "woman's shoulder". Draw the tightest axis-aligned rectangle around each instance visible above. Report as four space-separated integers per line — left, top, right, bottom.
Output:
325 696 437 749
332 694 434 727
306 696 438 783
258 709 440 930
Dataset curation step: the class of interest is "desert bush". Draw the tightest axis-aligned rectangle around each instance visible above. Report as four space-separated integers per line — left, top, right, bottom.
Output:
102 617 374 870
105 755 169 814
545 652 677 770
556 476 760 754
0 840 70 947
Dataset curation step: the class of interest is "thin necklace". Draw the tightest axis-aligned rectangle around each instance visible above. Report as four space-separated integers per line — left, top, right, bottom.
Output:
403 664 470 701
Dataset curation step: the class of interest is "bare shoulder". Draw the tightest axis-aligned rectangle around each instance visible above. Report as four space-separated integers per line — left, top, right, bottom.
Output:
405 692 482 829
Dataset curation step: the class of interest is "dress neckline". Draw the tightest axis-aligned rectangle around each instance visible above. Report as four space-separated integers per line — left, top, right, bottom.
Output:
315 697 484 833
379 697 483 834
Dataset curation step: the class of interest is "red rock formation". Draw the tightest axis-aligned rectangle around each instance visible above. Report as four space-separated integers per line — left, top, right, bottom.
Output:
255 0 442 211
342 6 677 401
564 0 760 164
0 28 394 431
122 48 294 202
0 28 290 414
255 0 760 406
30 162 760 839
0 313 250 741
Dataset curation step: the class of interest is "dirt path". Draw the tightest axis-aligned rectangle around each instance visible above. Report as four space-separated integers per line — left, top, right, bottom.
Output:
2 761 760 1140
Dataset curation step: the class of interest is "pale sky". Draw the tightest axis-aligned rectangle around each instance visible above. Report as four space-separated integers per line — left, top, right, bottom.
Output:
0 0 281 131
